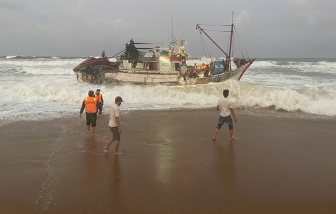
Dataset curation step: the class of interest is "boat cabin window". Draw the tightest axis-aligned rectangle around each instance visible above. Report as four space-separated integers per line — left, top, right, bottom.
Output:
175 63 180 71
149 62 153 70
78 66 86 71
161 62 169 67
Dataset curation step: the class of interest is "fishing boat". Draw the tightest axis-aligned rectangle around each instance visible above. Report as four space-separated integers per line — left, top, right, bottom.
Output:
73 22 255 85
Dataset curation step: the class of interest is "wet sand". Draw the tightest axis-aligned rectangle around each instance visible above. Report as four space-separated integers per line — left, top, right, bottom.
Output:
1 109 336 213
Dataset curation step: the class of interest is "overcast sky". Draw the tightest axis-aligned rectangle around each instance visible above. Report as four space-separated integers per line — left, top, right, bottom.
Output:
1 0 335 58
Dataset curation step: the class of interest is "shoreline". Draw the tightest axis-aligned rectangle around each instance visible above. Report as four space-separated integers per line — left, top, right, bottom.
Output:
1 109 336 213
2 106 335 128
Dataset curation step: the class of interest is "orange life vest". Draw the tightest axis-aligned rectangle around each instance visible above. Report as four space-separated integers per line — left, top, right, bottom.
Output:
193 70 197 74
85 97 97 113
188 71 191 75
95 93 102 103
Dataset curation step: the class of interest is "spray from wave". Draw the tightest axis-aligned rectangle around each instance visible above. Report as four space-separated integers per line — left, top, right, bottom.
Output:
3 78 336 115
1 57 336 125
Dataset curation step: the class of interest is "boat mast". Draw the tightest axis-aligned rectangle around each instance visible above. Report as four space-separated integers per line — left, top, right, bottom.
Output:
228 12 234 71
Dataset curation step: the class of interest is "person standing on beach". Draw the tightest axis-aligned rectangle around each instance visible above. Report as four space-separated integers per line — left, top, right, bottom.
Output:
94 89 104 114
104 96 124 155
213 89 237 141
79 90 102 135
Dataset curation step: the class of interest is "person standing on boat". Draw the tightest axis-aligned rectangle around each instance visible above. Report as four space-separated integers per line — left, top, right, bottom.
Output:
204 65 210 77
213 89 237 141
187 70 192 78
94 89 104 114
104 96 124 155
193 69 198 78
180 64 188 80
79 90 102 135
180 64 187 76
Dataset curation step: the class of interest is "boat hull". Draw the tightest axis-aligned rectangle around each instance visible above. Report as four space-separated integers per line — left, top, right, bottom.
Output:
74 59 255 85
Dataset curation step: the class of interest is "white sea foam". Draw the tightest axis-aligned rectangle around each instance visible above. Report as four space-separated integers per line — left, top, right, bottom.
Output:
1 57 336 125
251 60 336 74
5 55 17 59
0 58 85 66
21 67 74 75
1 78 336 118
250 60 277 67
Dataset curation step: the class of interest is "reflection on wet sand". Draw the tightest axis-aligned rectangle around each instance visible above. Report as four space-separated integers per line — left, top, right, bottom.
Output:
105 154 122 200
0 199 34 213
155 130 174 189
83 136 99 188
213 141 235 198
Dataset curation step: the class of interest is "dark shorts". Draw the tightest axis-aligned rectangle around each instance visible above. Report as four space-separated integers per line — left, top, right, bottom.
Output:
86 112 97 127
109 126 120 142
216 115 233 130
98 102 103 110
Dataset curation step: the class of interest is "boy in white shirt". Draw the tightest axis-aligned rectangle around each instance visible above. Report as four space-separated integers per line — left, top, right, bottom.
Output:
213 90 237 141
104 96 124 155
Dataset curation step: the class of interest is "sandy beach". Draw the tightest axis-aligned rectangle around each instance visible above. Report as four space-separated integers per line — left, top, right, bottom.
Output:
1 109 336 213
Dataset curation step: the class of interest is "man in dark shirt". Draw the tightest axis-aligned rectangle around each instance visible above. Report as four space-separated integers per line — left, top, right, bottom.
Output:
79 90 102 135
204 65 210 77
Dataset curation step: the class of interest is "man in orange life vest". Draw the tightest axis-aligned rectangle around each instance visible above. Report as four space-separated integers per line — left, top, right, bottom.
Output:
94 89 104 114
193 69 198 78
188 70 192 78
79 90 102 135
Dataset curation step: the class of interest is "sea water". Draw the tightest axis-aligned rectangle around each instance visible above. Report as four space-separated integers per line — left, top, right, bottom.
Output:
1 56 335 125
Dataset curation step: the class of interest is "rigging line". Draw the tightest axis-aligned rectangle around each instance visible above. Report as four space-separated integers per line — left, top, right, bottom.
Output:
111 49 126 57
197 24 231 27
200 31 213 63
234 26 250 59
234 33 244 59
233 29 244 58
233 33 243 58
236 34 246 59
201 29 231 33
199 30 208 60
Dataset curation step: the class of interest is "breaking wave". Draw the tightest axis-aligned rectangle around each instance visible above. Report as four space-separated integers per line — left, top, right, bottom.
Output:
1 57 336 125
2 79 336 117
252 60 336 74
0 58 85 66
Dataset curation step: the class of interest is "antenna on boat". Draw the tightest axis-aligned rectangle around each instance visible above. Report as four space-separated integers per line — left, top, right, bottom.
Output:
171 16 176 41
232 11 234 23
181 24 186 40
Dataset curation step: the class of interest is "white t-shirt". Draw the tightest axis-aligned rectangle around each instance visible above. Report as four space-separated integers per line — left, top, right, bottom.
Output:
218 97 233 117
108 103 120 127
180 65 187 76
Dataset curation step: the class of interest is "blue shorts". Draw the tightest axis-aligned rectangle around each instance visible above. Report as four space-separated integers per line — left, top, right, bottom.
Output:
216 115 233 130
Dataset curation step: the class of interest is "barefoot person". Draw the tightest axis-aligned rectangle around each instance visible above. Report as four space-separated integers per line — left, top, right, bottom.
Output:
94 89 104 114
213 89 237 140
104 96 124 155
79 90 102 135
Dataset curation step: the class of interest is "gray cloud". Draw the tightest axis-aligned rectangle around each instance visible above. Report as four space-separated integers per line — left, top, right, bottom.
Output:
1 0 335 58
